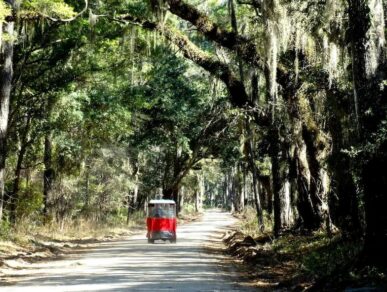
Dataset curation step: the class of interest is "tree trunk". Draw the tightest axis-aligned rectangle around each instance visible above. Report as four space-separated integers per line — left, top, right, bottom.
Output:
230 168 236 212
262 51 286 236
43 132 55 217
239 164 245 212
259 176 272 214
0 12 15 222
271 133 297 234
233 165 243 213
289 103 332 231
9 116 31 223
302 125 332 231
279 178 294 230
225 169 234 211
269 124 284 236
246 121 264 231
43 93 57 218
163 186 179 212
126 184 138 222
280 66 332 232
195 172 204 212
84 162 90 211
127 159 139 224
223 175 229 208
178 186 184 212
347 0 387 265
9 144 26 223
326 88 361 236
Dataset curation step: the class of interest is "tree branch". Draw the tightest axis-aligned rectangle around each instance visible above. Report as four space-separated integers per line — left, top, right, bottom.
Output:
118 15 251 108
165 0 265 69
164 0 289 95
38 0 89 22
5 0 88 22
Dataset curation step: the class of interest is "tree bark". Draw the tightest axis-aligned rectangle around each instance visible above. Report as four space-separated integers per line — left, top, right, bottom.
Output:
0 6 15 221
43 132 55 217
225 170 234 210
9 115 32 223
223 174 229 208
126 183 138 224
84 160 90 211
269 126 283 236
162 186 181 217
286 88 332 232
259 176 272 214
235 164 246 212
245 120 264 230
230 168 236 212
239 164 245 212
127 153 139 223
178 186 184 213
195 172 204 212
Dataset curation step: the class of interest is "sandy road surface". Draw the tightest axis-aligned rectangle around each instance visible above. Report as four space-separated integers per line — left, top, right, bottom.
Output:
1 210 255 291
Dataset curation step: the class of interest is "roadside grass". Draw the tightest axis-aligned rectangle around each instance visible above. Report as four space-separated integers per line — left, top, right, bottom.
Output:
229 207 386 290
0 210 146 260
272 233 360 277
237 206 273 237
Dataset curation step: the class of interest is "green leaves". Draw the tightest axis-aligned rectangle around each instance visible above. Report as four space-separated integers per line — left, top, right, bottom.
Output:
0 1 11 22
26 0 77 18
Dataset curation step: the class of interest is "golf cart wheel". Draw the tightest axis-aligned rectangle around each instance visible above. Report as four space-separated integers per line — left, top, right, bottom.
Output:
148 238 155 244
170 238 177 244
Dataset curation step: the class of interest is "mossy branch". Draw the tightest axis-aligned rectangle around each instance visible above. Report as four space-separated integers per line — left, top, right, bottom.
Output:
119 15 252 108
165 0 264 69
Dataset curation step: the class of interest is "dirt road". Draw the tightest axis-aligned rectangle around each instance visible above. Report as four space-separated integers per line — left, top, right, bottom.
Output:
1 210 255 291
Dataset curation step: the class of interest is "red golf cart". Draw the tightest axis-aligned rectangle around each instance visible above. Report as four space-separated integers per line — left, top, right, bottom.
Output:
146 199 177 243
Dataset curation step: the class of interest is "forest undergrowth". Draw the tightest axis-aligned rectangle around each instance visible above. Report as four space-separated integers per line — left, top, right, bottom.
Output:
225 207 387 291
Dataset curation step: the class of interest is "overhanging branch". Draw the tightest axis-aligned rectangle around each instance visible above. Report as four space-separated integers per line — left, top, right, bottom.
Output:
165 0 264 69
118 15 252 108
164 0 289 91
39 0 88 22
5 0 89 22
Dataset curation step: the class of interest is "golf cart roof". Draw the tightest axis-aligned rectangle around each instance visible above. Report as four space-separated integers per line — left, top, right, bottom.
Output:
149 199 176 205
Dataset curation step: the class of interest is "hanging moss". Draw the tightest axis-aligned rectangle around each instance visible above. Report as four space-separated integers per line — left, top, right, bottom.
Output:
262 0 286 110
327 42 340 86
366 0 385 76
88 9 98 27
150 0 167 22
